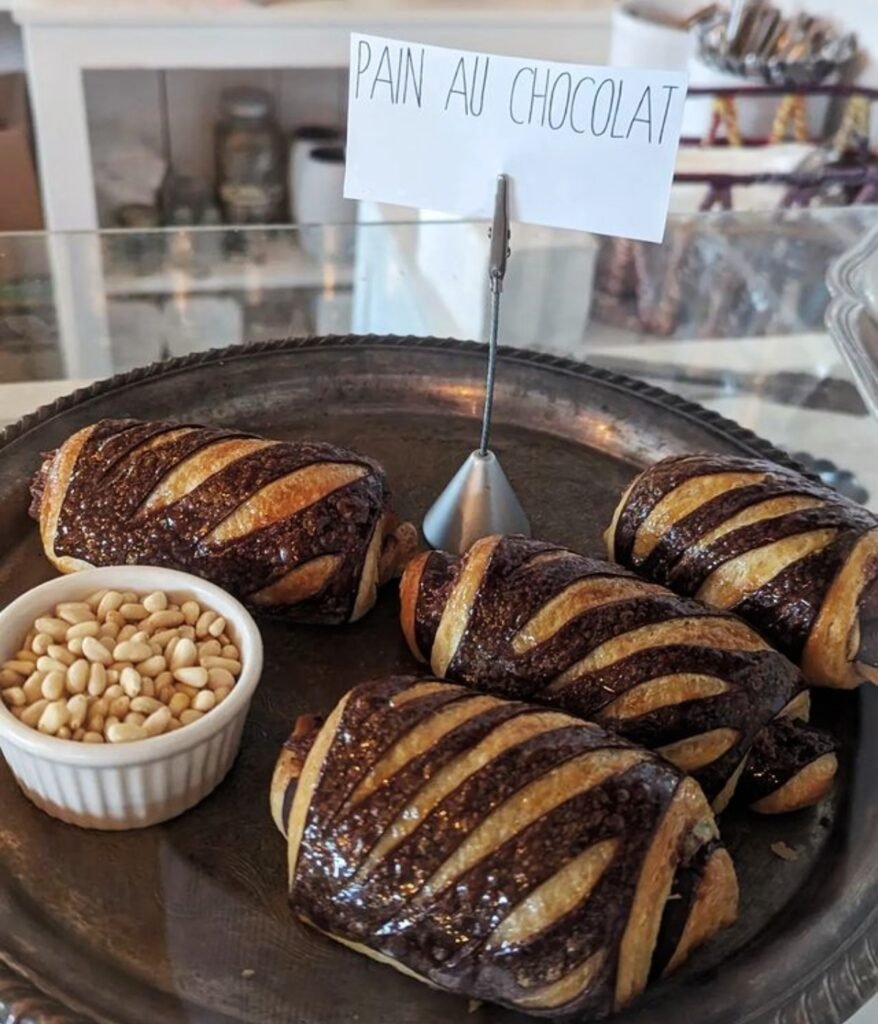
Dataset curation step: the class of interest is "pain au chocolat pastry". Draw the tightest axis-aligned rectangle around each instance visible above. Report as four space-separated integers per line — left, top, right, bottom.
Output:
30 418 416 624
270 676 738 1019
605 453 878 689
400 535 837 814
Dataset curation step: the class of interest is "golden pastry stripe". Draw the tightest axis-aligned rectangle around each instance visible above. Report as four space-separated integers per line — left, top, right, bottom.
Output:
513 950 606 1010
632 471 765 561
694 494 825 549
248 554 341 606
487 838 617 948
615 777 717 1010
416 748 645 901
511 576 666 655
348 694 501 806
599 674 729 720
432 535 501 677
696 529 839 609
141 437 275 512
802 529 878 688
205 462 367 545
656 728 739 773
547 616 767 692
356 710 575 880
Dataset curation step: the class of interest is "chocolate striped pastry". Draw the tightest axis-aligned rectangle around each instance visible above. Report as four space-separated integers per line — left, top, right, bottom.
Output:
400 535 837 814
605 453 878 689
270 676 738 1019
30 418 416 624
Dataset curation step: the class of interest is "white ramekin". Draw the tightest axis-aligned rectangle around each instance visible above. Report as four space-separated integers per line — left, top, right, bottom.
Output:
0 566 263 830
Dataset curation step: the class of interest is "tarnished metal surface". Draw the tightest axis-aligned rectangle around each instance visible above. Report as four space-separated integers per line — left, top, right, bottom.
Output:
0 336 869 1024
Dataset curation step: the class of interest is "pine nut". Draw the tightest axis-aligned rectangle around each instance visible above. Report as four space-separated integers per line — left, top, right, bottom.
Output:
57 603 93 625
65 620 99 641
109 695 130 718
4 659 38 675
144 706 172 736
168 692 190 717
200 657 242 674
170 638 197 671
2 687 25 707
31 633 53 655
11 588 239 741
152 628 179 649
143 591 168 614
173 666 208 688
192 690 216 712
47 644 75 667
107 722 147 743
96 591 124 620
41 670 66 701
34 617 68 641
21 699 48 727
36 656 69 674
82 637 113 665
67 659 89 694
38 699 69 734
208 616 226 638
195 610 218 638
119 603 148 621
67 694 89 729
207 668 235 691
181 600 200 625
120 667 143 698
87 662 107 696
113 640 152 664
130 695 162 714
0 668 23 689
22 672 44 702
136 655 166 678
144 610 184 632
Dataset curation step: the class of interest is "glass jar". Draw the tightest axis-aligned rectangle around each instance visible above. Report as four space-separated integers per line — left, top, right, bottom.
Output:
215 86 285 225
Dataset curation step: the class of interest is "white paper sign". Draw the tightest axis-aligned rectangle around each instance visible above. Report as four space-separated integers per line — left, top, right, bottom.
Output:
344 34 688 243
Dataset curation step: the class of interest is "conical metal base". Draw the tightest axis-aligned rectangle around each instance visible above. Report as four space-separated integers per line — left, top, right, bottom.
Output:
422 449 531 554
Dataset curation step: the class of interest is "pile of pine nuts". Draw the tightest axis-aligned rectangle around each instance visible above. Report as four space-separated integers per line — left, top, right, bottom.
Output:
0 589 242 743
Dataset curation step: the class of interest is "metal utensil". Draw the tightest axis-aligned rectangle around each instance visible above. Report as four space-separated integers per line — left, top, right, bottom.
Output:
422 174 531 553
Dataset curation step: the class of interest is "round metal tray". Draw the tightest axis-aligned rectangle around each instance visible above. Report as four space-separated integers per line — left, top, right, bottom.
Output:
0 336 872 1024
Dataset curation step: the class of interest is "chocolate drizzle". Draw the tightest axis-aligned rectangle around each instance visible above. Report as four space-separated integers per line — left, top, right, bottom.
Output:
610 453 878 680
736 717 839 805
288 677 718 1018
413 551 458 661
33 418 395 624
428 536 801 802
